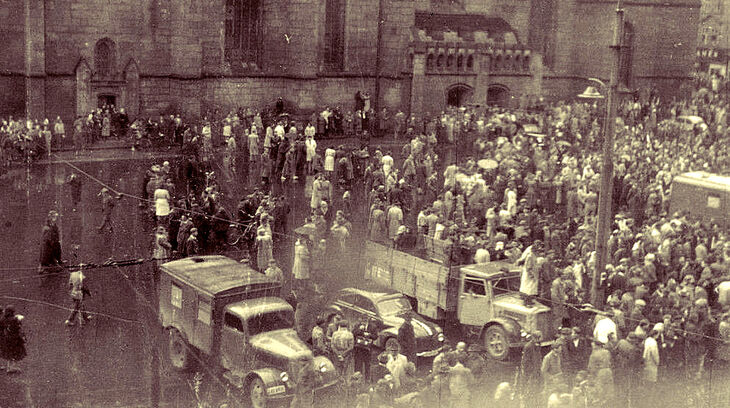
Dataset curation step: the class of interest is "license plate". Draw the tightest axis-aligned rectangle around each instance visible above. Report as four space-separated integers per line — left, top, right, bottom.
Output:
267 385 286 395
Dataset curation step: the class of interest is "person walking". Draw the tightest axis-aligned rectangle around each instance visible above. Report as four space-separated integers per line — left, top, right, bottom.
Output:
65 268 91 326
98 188 122 233
0 306 26 373
518 331 543 408
39 210 63 274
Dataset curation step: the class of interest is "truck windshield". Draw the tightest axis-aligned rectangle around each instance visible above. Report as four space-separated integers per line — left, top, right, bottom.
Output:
377 298 412 316
248 310 294 336
493 276 520 296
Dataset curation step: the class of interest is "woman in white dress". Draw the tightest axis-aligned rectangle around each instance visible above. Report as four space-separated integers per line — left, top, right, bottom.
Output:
324 148 336 179
154 183 171 228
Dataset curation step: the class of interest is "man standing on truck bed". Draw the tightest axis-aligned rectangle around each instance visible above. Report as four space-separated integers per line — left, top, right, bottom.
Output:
517 240 542 305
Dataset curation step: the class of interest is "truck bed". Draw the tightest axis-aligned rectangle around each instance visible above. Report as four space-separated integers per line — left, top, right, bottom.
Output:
364 241 458 319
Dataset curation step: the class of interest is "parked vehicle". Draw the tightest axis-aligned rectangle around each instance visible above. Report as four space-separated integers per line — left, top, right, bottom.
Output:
320 288 445 357
159 255 338 407
675 115 707 132
669 172 730 226
365 241 587 360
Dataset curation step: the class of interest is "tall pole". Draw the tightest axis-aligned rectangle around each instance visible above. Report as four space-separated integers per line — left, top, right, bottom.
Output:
591 0 624 308
374 0 385 112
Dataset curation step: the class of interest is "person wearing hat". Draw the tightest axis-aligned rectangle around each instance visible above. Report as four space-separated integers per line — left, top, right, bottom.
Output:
185 228 199 256
383 338 408 390
518 331 543 407
39 210 63 274
153 226 172 265
614 332 643 407
97 187 122 233
629 299 647 333
541 340 565 398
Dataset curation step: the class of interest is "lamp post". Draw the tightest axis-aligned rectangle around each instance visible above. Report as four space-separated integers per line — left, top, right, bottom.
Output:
578 0 625 308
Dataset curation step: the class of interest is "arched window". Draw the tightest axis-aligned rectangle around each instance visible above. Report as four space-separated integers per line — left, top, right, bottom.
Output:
225 0 263 66
426 54 434 70
466 55 474 70
436 54 444 68
523 55 530 71
446 54 454 69
94 38 116 78
324 0 346 70
457 55 463 70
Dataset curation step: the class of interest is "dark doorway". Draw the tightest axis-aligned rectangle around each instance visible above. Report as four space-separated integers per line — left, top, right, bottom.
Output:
97 94 116 108
487 86 509 106
446 85 473 107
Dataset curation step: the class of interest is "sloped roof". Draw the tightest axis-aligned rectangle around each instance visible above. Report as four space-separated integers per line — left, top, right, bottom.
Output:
414 12 516 42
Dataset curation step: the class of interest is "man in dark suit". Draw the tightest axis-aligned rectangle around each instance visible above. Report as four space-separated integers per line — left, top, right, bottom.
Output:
563 326 591 384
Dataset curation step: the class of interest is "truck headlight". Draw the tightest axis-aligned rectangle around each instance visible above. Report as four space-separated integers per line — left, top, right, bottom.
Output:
319 362 327 373
280 372 289 383
437 333 445 342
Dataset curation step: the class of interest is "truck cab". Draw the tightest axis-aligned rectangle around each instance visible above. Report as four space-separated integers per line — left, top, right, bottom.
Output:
159 256 337 408
458 262 555 360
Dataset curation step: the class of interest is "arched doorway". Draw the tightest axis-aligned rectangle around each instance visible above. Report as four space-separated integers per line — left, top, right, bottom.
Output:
446 84 474 107
487 84 510 106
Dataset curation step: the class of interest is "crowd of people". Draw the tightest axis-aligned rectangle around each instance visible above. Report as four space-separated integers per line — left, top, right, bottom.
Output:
20 75 730 407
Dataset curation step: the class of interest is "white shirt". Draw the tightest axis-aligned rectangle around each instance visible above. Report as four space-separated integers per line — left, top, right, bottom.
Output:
593 316 618 345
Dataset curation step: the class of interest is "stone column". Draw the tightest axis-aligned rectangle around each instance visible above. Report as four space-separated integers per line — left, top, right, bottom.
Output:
409 50 426 117
473 49 489 106
530 53 544 99
25 0 45 118
75 61 91 117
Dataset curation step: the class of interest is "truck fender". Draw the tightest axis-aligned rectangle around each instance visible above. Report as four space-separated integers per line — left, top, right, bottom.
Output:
481 318 523 345
376 327 399 348
243 367 286 393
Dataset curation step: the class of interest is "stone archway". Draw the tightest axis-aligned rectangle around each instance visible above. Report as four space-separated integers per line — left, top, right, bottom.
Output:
446 84 474 107
487 84 510 106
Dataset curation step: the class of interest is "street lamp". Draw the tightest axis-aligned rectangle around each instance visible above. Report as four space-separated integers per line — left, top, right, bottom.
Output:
577 0 626 309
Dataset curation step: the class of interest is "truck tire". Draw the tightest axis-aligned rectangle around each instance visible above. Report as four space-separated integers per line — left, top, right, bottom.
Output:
249 377 267 408
168 329 192 371
483 325 509 361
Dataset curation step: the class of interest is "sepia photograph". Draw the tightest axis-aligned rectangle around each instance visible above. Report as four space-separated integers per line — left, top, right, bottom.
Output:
0 0 728 407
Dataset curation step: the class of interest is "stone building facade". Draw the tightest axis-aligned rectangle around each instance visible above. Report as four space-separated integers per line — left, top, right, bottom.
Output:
0 0 700 123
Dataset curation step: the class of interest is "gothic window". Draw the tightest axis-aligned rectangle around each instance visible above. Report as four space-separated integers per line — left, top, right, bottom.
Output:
437 54 444 68
225 0 263 65
619 22 634 88
457 55 463 70
466 55 474 70
426 54 434 70
324 0 346 70
94 38 116 78
446 54 454 69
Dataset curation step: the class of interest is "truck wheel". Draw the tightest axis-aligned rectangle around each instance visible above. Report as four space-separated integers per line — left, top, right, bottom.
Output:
249 377 267 408
483 325 509 361
168 329 192 371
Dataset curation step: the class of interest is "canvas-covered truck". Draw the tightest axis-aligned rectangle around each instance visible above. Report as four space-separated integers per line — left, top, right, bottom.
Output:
159 255 338 408
365 241 558 360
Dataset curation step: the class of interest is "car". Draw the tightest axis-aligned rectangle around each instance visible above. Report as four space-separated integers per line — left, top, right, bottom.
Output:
321 288 445 357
